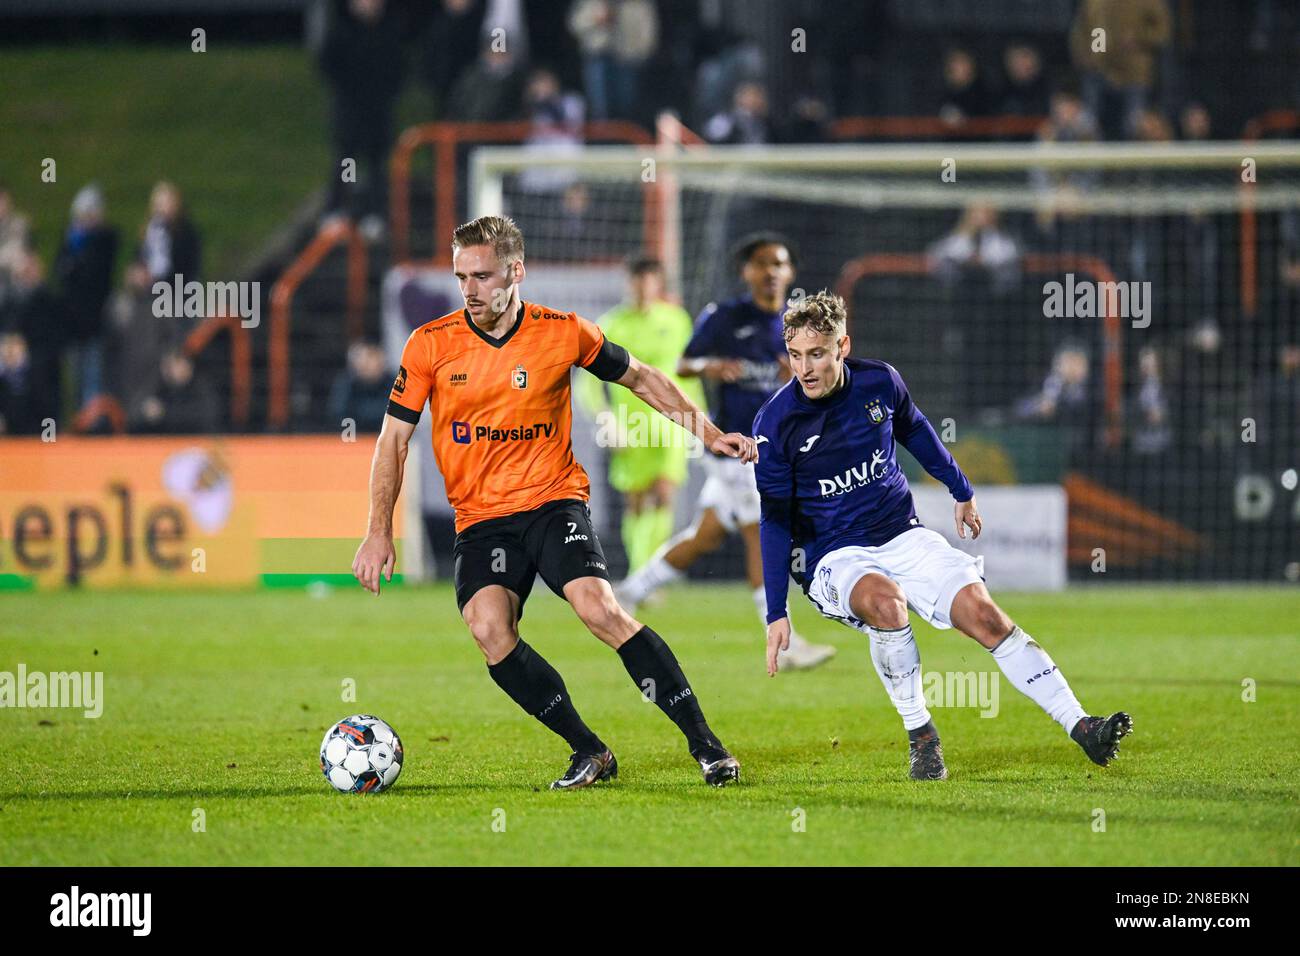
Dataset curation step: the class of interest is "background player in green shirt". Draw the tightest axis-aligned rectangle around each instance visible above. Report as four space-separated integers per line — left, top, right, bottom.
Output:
581 256 704 572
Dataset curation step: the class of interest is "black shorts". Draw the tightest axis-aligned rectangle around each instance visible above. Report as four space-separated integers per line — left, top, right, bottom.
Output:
453 498 610 620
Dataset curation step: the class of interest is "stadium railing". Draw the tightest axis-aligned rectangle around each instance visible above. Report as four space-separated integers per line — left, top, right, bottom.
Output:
267 218 367 430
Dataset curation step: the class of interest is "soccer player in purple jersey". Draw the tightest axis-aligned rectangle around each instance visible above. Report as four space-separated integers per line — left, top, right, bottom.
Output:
753 291 1132 779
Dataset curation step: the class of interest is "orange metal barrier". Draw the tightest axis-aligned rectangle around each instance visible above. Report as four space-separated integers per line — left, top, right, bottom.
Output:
183 313 252 427
72 394 127 434
389 120 655 266
834 251 1125 447
268 219 368 430
830 115 1044 140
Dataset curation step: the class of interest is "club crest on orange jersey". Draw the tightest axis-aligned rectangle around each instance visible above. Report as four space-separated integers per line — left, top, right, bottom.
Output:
511 364 528 389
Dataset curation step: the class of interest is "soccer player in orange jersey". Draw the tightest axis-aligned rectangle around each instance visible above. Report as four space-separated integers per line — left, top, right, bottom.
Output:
352 216 753 789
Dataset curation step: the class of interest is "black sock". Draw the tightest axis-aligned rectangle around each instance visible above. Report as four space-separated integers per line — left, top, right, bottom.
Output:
488 640 605 755
617 625 721 756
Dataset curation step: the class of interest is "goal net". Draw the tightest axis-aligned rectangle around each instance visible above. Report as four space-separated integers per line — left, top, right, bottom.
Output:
453 141 1300 583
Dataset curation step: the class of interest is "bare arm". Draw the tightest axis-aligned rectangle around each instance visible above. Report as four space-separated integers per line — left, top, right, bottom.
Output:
616 353 756 462
352 413 416 594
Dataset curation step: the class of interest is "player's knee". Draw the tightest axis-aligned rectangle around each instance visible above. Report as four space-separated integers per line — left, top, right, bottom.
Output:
854 578 908 628
573 589 629 641
463 606 517 660
692 522 726 552
969 597 1011 644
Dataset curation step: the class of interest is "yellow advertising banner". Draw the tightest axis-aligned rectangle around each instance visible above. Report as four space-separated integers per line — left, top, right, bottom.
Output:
0 437 401 589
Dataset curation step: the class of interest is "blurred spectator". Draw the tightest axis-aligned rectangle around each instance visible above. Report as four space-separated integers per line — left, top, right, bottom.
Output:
0 331 41 434
0 184 33 310
692 16 763 125
703 81 770 144
421 0 485 111
1132 345 1172 455
775 94 833 144
1033 83 1101 231
54 184 118 405
2 251 63 425
568 0 658 122
999 42 1049 117
1171 319 1233 452
517 68 586 194
328 340 390 431
927 203 1021 294
1070 0 1171 140
937 47 993 127
1015 342 1092 428
1037 82 1102 146
130 350 219 434
445 34 527 121
138 182 201 282
317 0 406 240
1179 102 1212 141
1133 108 1174 143
108 261 175 418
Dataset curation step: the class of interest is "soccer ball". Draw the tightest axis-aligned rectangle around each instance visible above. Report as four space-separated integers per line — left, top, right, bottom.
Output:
319 714 404 793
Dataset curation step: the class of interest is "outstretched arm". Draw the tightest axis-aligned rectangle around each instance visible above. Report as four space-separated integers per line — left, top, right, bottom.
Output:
615 353 757 462
352 413 416 594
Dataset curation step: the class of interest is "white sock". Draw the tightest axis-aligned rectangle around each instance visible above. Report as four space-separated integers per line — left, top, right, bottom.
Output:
620 552 681 606
752 585 811 652
868 624 931 731
990 626 1088 735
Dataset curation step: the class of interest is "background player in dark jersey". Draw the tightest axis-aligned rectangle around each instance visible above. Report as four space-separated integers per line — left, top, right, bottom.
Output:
615 234 836 670
352 216 753 789
754 290 1132 780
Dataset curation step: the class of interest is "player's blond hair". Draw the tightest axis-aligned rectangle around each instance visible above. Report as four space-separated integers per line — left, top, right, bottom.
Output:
451 215 525 265
782 290 847 342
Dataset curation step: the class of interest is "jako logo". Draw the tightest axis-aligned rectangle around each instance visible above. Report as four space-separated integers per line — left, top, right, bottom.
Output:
666 688 693 706
50 886 151 936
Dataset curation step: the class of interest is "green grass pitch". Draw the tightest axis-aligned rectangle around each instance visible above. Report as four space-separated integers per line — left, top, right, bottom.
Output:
0 584 1295 866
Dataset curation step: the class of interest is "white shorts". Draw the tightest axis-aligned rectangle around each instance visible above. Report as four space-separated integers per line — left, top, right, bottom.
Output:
806 527 985 631
697 453 761 532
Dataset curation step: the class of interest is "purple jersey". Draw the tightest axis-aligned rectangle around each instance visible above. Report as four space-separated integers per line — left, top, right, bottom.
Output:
682 295 787 437
753 357 974 624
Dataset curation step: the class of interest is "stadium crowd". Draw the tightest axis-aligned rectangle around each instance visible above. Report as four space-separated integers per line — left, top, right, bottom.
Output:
2 0 1298 448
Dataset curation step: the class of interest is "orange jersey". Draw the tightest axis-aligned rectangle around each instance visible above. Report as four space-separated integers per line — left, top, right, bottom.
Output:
387 301 619 532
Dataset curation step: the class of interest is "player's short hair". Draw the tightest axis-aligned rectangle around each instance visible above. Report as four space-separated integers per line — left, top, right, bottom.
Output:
731 231 799 272
782 290 847 342
451 215 525 265
626 254 663 276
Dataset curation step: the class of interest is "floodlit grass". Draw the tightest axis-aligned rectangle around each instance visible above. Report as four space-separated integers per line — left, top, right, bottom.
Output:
1 584 1295 866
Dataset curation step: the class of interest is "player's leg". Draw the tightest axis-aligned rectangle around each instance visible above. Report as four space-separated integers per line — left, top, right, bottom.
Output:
739 520 836 670
949 582 1132 765
614 504 728 611
532 500 739 785
610 445 658 573
844 570 947 780
454 525 612 790
644 474 679 559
